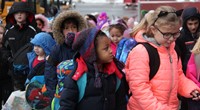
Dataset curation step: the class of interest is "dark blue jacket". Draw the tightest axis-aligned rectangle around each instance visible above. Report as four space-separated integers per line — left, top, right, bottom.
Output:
59 54 127 110
44 44 76 99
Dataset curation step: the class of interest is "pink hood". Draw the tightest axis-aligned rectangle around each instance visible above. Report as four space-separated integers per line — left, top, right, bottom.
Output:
35 14 50 32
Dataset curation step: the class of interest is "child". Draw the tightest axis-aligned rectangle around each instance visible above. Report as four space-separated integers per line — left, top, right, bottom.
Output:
26 32 56 84
125 6 200 110
25 32 55 109
0 24 13 109
109 19 127 55
84 14 97 28
2 32 55 110
186 36 200 110
3 1 39 91
44 10 87 100
4 2 38 55
35 14 50 32
59 27 127 110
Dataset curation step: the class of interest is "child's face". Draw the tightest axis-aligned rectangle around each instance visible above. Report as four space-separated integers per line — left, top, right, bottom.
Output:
109 28 123 45
33 45 45 56
152 24 180 48
14 12 27 24
0 27 4 44
96 36 113 64
186 19 199 34
62 22 78 37
36 20 44 30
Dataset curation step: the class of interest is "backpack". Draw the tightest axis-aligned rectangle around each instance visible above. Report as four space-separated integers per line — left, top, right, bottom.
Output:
12 43 33 75
25 61 51 110
116 38 181 80
51 59 122 110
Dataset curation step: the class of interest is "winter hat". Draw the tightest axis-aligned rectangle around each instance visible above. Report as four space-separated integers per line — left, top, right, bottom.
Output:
127 17 135 29
35 14 50 32
182 7 200 22
73 27 99 63
96 12 109 29
72 27 123 88
31 32 56 56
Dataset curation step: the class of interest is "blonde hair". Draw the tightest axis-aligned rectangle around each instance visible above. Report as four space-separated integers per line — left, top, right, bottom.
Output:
131 6 180 37
191 34 200 54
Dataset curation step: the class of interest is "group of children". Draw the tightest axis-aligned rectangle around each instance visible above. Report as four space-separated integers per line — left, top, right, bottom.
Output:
1 1 200 110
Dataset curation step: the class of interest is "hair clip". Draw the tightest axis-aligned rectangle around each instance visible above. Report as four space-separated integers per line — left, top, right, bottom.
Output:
175 9 183 17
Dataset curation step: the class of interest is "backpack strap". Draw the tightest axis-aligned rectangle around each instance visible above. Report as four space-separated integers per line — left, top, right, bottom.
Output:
77 73 87 102
115 77 121 92
139 43 160 80
174 44 181 61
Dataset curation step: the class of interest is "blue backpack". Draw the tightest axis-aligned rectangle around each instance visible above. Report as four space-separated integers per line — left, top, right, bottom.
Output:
115 37 180 80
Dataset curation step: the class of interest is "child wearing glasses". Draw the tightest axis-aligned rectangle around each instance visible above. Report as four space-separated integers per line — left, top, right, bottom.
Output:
125 6 200 110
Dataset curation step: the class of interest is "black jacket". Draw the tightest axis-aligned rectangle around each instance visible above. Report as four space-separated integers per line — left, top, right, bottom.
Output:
59 54 127 110
44 44 76 99
176 7 200 73
0 46 11 80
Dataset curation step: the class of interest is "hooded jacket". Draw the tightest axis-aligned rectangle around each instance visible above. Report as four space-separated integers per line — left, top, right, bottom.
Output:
26 32 55 83
44 10 87 99
35 14 50 32
126 30 200 110
176 7 200 73
4 2 38 55
5 2 37 29
59 27 127 110
27 32 56 70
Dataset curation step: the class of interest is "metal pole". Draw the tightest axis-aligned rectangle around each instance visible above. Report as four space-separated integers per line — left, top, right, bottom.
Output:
44 0 48 13
57 0 60 10
34 0 36 14
137 0 140 21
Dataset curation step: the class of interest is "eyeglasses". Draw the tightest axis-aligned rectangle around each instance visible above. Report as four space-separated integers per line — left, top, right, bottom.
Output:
153 9 183 25
154 26 180 39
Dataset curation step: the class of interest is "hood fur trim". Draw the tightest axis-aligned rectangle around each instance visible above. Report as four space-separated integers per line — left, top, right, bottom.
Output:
52 10 87 44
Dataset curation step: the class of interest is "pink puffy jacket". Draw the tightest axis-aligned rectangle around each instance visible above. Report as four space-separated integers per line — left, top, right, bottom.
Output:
125 31 200 110
186 53 200 87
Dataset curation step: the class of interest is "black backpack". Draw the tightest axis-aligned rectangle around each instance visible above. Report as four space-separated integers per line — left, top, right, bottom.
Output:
134 42 180 80
116 39 181 80
125 42 180 98
12 43 33 75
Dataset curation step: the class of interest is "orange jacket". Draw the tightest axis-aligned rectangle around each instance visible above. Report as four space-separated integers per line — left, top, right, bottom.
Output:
125 31 200 110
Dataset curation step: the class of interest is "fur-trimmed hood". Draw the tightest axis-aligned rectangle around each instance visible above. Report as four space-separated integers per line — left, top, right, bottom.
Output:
35 14 50 32
52 10 87 44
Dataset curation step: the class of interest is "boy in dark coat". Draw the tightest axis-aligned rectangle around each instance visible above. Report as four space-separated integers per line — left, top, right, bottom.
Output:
3 2 39 90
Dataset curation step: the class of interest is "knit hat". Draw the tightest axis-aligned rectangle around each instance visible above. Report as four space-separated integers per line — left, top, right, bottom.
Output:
96 12 109 29
72 28 123 88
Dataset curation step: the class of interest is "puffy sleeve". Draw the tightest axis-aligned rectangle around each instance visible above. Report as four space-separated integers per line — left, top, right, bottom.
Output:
125 44 171 110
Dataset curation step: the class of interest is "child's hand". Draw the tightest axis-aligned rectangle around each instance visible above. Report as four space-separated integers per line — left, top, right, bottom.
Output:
190 90 200 101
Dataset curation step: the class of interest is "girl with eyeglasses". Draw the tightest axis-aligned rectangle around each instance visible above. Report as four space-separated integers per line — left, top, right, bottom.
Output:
125 6 200 110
